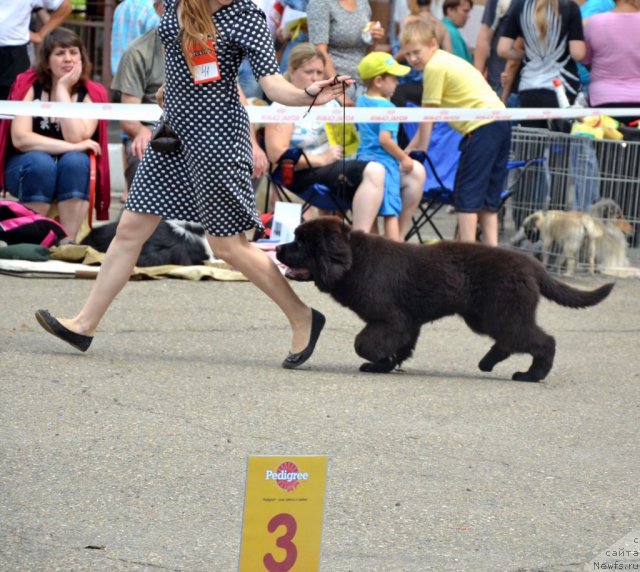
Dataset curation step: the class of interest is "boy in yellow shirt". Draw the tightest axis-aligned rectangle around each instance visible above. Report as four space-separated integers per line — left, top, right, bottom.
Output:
400 19 511 245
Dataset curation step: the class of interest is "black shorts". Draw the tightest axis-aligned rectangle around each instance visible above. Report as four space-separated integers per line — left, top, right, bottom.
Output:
288 160 369 201
0 45 30 99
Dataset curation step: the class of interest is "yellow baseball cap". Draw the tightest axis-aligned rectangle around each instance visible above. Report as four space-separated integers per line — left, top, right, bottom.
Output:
358 52 411 80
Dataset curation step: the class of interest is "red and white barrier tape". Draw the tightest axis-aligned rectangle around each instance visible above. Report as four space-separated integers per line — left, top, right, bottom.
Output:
0 100 638 123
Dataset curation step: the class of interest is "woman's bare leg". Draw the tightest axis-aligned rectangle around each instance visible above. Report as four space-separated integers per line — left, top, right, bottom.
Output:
57 198 89 241
58 211 161 335
208 233 313 354
351 162 384 233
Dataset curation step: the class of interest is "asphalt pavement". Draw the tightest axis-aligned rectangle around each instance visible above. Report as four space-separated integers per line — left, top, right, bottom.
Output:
1 267 638 571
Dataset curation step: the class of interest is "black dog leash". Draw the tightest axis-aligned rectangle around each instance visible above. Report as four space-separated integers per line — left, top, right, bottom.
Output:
302 76 348 205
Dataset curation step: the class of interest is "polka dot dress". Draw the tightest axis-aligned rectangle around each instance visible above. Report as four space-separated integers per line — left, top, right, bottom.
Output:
126 0 280 236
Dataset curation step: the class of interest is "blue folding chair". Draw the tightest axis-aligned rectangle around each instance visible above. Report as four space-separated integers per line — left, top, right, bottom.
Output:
403 119 462 241
264 148 352 223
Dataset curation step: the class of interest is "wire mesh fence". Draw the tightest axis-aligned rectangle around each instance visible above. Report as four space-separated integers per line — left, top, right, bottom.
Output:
504 126 640 277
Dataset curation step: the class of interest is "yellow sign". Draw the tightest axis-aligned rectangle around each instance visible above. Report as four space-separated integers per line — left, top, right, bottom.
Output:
239 455 329 572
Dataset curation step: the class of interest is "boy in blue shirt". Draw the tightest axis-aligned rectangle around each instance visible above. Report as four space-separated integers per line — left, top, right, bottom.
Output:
356 52 425 241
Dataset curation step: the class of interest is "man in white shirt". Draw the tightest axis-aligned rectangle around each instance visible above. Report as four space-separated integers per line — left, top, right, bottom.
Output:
0 0 72 99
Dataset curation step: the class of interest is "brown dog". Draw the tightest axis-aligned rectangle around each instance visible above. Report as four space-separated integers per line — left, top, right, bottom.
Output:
521 210 603 276
276 217 614 381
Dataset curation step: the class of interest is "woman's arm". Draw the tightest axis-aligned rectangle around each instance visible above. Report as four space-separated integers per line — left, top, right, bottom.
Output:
264 121 341 169
264 121 295 164
54 63 99 142
259 74 353 107
315 43 338 82
497 36 524 61
11 115 100 155
435 19 453 53
10 86 99 154
569 40 586 63
499 37 524 103
474 23 493 76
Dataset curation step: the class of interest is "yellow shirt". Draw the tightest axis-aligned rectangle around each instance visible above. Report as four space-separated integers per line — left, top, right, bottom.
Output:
422 49 505 136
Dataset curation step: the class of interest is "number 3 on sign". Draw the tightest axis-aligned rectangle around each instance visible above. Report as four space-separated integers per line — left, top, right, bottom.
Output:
263 513 297 572
239 455 327 572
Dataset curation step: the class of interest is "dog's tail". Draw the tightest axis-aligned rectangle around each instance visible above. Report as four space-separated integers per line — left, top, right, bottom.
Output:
539 273 615 308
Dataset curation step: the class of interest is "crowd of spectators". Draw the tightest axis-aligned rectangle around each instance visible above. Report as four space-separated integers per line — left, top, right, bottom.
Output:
1 0 639 246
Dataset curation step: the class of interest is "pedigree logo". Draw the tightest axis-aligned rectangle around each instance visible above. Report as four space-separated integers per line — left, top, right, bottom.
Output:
265 461 309 492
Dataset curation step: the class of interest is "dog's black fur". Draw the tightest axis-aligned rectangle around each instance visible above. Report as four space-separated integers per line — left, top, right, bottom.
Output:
82 220 209 267
276 217 614 381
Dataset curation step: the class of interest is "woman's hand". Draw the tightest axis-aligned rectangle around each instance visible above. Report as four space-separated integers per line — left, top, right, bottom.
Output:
370 23 385 43
252 141 269 180
58 61 82 93
155 84 165 108
73 139 101 155
305 75 355 106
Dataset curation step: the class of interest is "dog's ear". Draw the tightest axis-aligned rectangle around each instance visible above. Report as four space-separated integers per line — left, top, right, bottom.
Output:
522 213 542 242
314 222 353 291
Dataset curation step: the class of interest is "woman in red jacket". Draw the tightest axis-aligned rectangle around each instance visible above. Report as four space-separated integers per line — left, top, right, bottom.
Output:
2 28 107 243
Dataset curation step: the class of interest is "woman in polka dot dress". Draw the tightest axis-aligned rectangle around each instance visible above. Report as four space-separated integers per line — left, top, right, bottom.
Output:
35 0 352 368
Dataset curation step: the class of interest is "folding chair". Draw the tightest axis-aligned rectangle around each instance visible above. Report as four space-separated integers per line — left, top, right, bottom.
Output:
263 147 353 222
403 119 463 242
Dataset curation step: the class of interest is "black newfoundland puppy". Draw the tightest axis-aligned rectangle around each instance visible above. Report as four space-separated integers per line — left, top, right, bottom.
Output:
276 218 614 381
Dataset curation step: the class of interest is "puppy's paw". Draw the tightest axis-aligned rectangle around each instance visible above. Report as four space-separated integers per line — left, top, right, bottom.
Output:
478 357 494 372
360 358 396 373
512 371 542 383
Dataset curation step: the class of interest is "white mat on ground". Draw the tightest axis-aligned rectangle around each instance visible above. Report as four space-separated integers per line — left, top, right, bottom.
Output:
0 258 99 278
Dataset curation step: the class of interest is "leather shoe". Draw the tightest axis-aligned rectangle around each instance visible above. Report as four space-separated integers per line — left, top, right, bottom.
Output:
282 308 326 369
35 309 93 352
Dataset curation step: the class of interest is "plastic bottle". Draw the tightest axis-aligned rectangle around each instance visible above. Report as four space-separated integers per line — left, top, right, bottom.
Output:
279 159 295 187
552 79 570 109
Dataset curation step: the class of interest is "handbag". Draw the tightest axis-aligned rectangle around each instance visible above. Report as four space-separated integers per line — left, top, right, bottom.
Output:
150 117 181 154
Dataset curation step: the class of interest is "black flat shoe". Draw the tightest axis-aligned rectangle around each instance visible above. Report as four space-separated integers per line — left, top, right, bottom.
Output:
282 308 326 369
35 309 93 352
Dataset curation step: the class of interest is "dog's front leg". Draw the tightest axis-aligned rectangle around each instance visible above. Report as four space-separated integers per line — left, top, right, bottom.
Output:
355 322 418 373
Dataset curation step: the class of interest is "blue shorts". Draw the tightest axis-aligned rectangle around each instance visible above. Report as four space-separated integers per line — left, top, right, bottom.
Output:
453 121 511 213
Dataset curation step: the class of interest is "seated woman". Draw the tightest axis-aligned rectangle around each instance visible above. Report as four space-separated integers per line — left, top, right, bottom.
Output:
264 42 384 233
1 27 109 243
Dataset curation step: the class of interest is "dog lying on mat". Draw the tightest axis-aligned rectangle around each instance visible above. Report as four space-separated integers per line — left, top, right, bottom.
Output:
276 217 614 382
82 220 211 267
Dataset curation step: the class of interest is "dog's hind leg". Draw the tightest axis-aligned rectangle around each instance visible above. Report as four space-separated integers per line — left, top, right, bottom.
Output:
463 314 512 373
478 344 511 372
510 327 556 382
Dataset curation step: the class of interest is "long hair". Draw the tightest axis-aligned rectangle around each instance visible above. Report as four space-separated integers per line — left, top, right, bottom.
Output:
534 0 559 42
35 27 92 93
180 0 217 70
